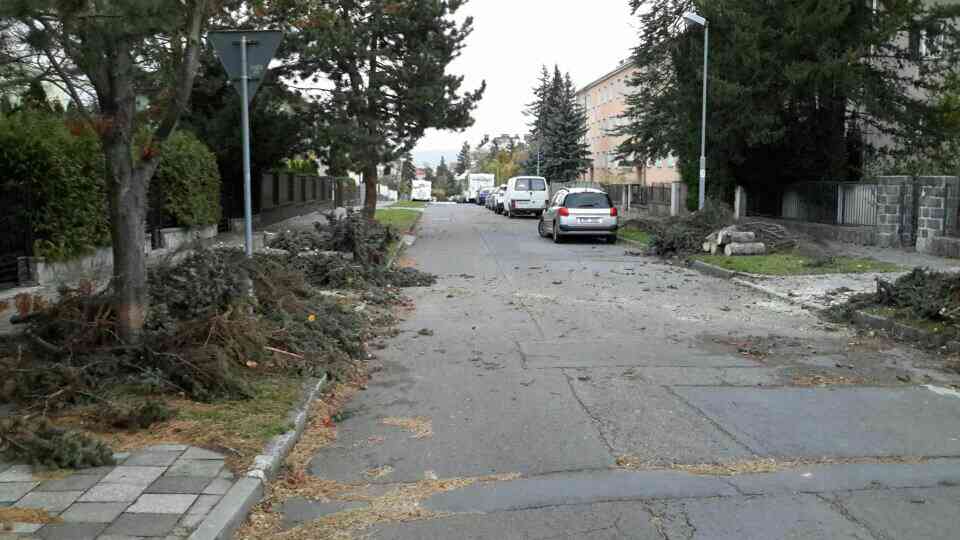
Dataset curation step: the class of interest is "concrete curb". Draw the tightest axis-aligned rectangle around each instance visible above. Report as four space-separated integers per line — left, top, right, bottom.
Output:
850 310 960 353
729 277 826 313
617 237 650 250
188 374 328 540
686 259 824 312
688 259 744 280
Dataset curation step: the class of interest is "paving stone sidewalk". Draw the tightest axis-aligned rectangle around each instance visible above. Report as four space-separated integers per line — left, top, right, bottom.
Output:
0 445 234 539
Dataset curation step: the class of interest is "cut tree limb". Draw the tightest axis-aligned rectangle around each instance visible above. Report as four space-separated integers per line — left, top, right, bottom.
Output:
724 242 767 256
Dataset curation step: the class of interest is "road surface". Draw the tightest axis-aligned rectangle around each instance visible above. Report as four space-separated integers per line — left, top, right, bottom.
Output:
282 203 960 539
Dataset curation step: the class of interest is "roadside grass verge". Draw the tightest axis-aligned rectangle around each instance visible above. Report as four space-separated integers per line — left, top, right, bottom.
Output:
58 376 304 472
390 200 427 209
375 208 421 234
694 254 902 276
618 227 652 245
863 306 948 335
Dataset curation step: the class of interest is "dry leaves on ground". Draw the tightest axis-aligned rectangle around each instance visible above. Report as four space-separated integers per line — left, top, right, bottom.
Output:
616 455 927 476
792 373 866 387
381 416 433 439
0 508 61 526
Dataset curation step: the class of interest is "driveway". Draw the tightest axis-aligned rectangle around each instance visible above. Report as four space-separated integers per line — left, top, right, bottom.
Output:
282 203 960 539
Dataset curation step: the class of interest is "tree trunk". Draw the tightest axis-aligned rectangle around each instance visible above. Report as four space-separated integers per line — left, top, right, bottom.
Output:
105 141 149 344
363 164 378 219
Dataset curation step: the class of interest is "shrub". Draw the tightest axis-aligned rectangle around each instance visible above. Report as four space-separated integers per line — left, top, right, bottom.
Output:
151 130 222 227
0 111 110 260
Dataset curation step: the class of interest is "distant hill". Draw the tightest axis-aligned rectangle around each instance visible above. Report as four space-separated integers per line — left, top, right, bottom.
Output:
412 149 459 168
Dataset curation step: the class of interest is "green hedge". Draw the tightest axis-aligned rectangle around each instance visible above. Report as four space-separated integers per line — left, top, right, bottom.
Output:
0 111 223 261
152 130 222 227
0 111 110 260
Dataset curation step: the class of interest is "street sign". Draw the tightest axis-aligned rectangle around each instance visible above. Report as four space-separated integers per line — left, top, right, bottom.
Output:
208 30 283 104
207 29 283 259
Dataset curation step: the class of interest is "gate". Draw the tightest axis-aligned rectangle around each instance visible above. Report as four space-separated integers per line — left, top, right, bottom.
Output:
0 182 32 288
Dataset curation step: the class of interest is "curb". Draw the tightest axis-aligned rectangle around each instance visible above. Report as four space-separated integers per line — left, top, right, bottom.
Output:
729 277 826 313
188 375 328 540
617 237 650 250
686 259 824 312
850 310 960 353
688 259 744 280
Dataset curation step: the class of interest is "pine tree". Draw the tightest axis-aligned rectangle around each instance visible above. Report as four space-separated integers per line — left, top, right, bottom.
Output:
543 74 591 182
455 142 472 175
400 158 416 196
617 0 960 204
284 0 486 218
21 80 50 112
523 66 552 175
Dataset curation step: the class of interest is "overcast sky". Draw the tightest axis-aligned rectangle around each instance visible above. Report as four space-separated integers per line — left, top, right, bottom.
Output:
413 0 639 161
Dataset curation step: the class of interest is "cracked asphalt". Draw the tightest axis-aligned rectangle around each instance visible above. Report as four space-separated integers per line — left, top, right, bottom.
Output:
284 203 960 539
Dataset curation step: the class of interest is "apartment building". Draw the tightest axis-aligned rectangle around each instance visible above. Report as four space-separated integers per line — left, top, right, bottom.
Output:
576 61 680 185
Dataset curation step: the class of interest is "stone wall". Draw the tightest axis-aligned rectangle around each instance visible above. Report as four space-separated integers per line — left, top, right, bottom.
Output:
916 176 960 254
759 218 878 246
875 176 912 248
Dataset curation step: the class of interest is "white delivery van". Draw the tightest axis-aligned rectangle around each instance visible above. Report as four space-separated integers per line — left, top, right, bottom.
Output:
503 176 549 218
466 173 495 203
411 180 432 202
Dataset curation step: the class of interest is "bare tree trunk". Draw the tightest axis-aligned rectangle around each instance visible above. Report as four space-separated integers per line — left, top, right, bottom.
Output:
104 142 151 343
363 164 378 219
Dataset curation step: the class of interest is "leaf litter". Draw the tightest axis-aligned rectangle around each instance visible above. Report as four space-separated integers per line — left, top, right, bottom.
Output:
616 455 927 476
381 416 433 439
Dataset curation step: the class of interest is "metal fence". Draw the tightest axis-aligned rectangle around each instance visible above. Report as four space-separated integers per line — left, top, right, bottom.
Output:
632 184 672 206
749 181 879 226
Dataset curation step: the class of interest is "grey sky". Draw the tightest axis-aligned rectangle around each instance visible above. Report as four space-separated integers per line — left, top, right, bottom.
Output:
414 0 639 158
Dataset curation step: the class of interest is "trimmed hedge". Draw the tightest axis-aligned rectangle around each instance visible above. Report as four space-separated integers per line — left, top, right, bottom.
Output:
0 111 109 260
152 130 222 227
0 111 223 262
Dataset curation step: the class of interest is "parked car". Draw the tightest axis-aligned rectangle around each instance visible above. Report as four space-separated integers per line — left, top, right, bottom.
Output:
494 185 508 214
486 187 501 211
503 176 549 218
538 187 619 244
477 187 494 206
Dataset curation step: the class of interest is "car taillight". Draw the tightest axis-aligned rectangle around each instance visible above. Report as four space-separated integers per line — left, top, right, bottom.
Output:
558 207 570 217
511 200 517 208
610 207 618 217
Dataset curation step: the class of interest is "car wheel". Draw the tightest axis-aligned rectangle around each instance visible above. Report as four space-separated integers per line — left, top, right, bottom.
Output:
538 219 547 238
552 221 563 243
606 235 618 244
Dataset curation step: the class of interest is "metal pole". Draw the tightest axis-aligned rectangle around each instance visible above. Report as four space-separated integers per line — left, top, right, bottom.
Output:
240 36 254 258
698 23 709 211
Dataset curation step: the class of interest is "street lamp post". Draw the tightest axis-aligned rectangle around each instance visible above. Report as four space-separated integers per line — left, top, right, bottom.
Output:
684 11 709 210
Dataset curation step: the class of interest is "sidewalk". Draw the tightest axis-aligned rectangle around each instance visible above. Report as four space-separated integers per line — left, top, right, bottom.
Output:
1 446 233 539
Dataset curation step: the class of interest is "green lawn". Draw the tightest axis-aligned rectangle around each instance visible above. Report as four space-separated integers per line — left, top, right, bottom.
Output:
618 228 652 245
375 208 421 233
695 254 902 276
391 200 427 209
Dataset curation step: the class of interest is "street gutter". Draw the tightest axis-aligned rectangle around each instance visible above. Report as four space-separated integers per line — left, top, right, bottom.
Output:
188 376 328 540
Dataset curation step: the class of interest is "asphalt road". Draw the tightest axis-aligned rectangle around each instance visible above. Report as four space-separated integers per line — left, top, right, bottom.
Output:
284 203 960 539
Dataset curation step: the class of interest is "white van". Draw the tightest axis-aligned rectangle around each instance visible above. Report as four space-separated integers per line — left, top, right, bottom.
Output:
503 176 549 218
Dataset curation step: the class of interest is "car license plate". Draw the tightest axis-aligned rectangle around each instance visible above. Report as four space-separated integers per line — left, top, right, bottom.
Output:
579 217 600 224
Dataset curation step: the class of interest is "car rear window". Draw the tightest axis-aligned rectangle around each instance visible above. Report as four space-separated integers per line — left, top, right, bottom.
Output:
564 193 611 209
516 178 546 191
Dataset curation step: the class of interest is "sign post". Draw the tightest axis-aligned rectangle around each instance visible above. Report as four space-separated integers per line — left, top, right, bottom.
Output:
208 30 283 257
